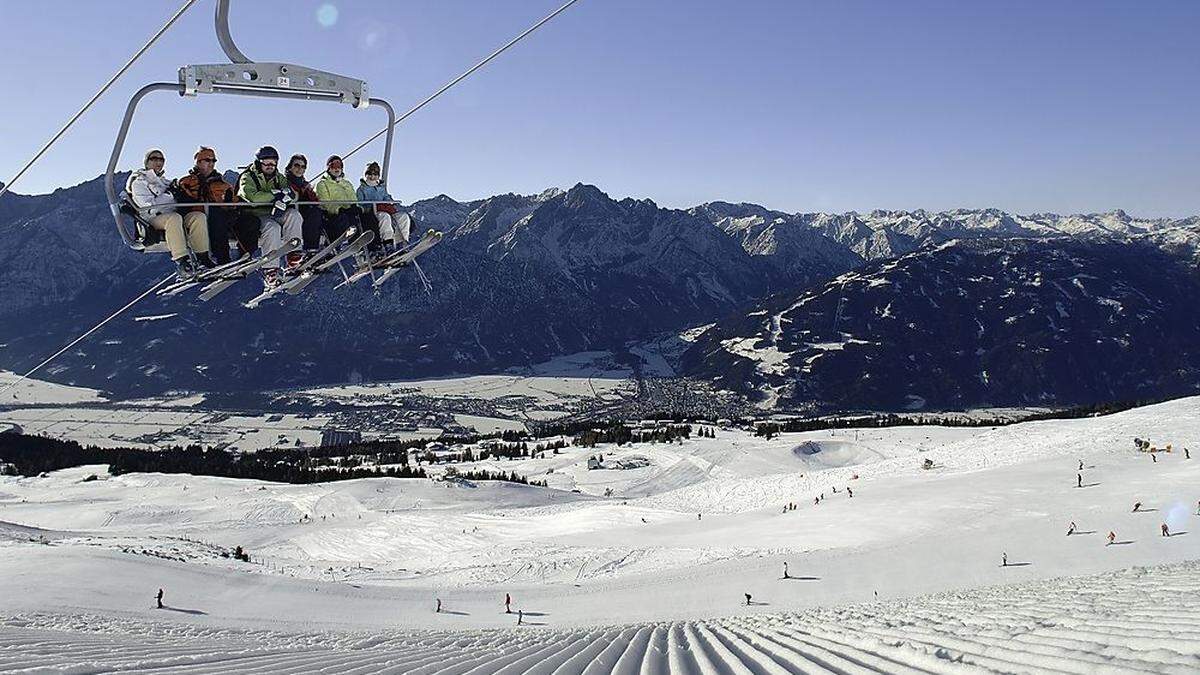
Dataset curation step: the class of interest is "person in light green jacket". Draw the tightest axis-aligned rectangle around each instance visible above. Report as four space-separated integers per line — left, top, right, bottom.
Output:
315 155 377 251
236 145 303 287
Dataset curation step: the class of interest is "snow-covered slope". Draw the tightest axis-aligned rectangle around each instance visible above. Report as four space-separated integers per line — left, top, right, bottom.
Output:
1 396 1197 670
3 560 1196 673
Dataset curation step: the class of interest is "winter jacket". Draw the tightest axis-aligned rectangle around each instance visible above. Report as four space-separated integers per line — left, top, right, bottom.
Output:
127 168 176 217
175 168 236 214
315 175 358 216
287 173 319 204
238 167 294 217
357 180 396 214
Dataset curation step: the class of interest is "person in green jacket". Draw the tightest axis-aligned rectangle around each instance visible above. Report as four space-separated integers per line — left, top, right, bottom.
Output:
237 145 304 287
316 155 379 252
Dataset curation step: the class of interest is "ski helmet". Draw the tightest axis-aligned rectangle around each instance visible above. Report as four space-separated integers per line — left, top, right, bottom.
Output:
256 145 279 161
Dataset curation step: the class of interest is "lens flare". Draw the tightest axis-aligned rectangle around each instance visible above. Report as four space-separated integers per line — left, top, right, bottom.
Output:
316 3 338 28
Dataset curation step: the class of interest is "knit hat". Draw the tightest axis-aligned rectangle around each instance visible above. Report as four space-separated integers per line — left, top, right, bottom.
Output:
143 147 165 168
194 146 217 162
326 155 344 170
255 145 279 161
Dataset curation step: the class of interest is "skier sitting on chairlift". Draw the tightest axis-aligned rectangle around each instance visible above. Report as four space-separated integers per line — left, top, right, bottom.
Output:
357 161 408 253
174 146 250 266
316 155 371 251
237 145 304 288
285 154 325 259
128 148 213 277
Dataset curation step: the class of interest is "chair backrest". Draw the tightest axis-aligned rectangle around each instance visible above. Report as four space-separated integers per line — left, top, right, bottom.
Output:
117 191 171 253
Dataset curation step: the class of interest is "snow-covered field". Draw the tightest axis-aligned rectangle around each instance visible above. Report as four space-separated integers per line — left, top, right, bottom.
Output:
0 370 106 405
1 397 1199 672
0 405 361 450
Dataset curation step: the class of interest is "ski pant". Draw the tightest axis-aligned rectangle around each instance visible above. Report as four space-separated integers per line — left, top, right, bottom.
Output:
253 208 303 269
206 209 259 265
357 208 384 252
323 207 358 245
299 205 326 252
373 211 410 246
150 212 209 261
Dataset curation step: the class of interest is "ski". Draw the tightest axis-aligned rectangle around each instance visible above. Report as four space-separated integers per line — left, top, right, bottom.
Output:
285 226 360 278
283 230 375 296
373 228 442 269
156 253 253 297
197 238 302 302
371 230 444 288
334 252 378 288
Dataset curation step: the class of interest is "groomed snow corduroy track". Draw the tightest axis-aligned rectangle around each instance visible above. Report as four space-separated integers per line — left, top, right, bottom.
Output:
3 561 1197 675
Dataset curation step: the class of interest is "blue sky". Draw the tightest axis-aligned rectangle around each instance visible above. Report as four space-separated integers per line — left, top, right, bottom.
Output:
1 1 1197 216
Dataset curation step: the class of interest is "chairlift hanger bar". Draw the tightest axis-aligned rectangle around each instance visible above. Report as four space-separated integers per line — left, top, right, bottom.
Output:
184 0 369 107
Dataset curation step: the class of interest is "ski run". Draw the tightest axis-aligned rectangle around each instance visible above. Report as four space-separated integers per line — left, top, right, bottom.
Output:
2 395 1199 673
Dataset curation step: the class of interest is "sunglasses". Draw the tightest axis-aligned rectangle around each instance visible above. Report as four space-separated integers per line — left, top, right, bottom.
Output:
261 161 278 167
148 156 165 162
198 158 216 163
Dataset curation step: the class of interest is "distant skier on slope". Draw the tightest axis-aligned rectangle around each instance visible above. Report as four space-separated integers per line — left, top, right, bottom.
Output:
1067 521 1076 536
1133 502 1142 512
436 598 442 613
505 593 512 614
1077 474 1082 488
1001 552 1008 567
1152 453 1158 463
1079 459 1084 471
783 562 790 579
156 588 164 609
1107 531 1116 545
744 593 752 606
1161 523 1170 537
847 487 853 498
1186 448 1191 459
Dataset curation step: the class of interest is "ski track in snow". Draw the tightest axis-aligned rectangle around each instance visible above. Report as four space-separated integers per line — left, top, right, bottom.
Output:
2 561 1197 673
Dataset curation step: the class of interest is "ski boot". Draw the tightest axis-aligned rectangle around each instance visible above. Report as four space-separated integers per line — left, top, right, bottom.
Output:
262 267 282 291
195 252 217 269
174 257 198 281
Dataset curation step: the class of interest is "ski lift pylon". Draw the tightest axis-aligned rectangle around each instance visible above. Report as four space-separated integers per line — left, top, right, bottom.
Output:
104 0 396 252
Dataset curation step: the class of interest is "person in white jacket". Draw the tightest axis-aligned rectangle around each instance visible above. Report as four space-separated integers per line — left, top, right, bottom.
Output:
127 148 212 276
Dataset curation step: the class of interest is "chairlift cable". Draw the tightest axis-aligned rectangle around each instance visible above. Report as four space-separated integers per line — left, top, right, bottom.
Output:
0 0 201 199
337 0 584 166
0 273 179 396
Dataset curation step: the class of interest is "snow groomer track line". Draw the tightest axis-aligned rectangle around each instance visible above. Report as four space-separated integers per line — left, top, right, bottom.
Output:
2 561 1197 674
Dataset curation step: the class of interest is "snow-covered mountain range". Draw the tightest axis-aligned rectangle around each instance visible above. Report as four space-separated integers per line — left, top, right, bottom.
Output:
0 176 1197 409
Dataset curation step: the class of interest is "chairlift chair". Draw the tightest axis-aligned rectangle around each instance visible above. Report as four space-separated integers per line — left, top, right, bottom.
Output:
104 0 396 253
